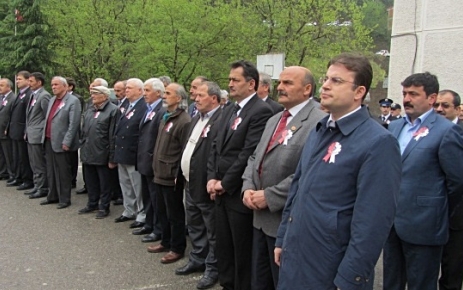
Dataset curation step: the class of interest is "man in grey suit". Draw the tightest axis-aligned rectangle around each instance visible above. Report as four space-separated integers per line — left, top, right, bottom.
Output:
0 78 17 182
257 72 284 115
242 66 326 289
26 72 51 198
40 76 81 209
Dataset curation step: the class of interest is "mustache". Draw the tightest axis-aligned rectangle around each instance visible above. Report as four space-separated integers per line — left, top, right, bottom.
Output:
278 91 288 97
403 102 413 108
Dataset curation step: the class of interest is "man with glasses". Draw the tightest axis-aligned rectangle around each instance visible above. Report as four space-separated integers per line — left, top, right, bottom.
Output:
274 53 401 290
434 90 463 127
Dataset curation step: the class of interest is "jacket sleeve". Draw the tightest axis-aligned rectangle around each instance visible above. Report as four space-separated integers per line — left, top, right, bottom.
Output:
63 97 82 147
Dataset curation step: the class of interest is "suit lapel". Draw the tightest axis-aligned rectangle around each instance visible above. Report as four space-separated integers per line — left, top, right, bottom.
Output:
401 112 436 162
52 94 69 119
223 95 257 146
192 109 221 156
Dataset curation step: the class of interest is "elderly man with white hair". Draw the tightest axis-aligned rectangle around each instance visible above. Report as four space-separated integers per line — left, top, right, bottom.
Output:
40 76 81 209
78 86 120 218
111 78 147 228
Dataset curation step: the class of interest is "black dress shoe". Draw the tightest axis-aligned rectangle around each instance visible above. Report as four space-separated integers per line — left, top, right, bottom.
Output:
16 183 34 190
57 202 71 209
29 192 48 199
175 262 206 275
142 233 161 243
6 177 15 183
196 276 218 289
113 198 123 205
95 210 109 219
132 227 152 235
24 188 37 195
6 180 21 187
76 187 87 194
40 199 59 205
114 215 133 223
78 206 98 214
129 221 145 229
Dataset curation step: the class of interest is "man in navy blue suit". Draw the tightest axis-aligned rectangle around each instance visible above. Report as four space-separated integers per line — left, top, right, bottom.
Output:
384 72 463 290
274 53 401 290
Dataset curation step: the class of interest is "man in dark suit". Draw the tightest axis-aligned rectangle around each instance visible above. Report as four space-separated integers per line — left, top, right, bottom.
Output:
242 66 326 289
110 80 127 205
0 78 16 182
176 81 222 289
207 60 273 290
384 73 463 290
26 72 51 198
257 72 283 114
6 71 33 190
132 78 165 242
40 77 81 209
111 78 146 227
275 54 401 289
433 89 463 290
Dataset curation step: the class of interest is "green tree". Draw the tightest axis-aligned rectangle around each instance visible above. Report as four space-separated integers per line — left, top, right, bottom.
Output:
0 0 55 77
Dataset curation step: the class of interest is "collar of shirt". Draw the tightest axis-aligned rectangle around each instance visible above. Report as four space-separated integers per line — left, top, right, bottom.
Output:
129 96 143 108
382 113 391 119
33 88 41 95
147 98 162 111
262 96 268 102
200 105 220 121
403 108 433 127
326 106 362 127
287 99 310 121
452 117 459 124
19 87 29 94
236 93 255 115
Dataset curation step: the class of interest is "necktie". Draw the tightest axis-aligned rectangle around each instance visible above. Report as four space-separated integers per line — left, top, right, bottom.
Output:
382 116 386 122
266 110 291 153
228 104 241 129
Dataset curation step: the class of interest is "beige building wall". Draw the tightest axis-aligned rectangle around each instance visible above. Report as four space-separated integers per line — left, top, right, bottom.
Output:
388 0 463 102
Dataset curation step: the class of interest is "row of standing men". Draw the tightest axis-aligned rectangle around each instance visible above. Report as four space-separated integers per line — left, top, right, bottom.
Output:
2 53 463 290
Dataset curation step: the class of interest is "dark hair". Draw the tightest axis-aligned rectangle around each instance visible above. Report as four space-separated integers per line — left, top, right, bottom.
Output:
17 70 30 79
328 53 372 99
438 89 460 107
231 60 259 91
65 77 76 90
401 72 439 96
30 72 45 86
302 70 316 98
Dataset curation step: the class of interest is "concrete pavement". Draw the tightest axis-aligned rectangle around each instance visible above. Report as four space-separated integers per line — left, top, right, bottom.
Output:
0 176 385 289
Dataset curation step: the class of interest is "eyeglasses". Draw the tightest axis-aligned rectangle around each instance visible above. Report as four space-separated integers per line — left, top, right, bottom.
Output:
321 76 358 87
433 102 454 109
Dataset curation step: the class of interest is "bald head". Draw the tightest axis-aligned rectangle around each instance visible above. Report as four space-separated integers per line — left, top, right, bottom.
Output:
276 66 315 110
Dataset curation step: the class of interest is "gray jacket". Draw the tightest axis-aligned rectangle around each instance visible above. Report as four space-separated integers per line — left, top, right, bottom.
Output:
42 93 81 152
25 87 51 144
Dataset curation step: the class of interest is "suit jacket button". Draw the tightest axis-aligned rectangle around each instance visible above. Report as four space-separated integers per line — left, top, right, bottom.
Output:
289 217 292 222
355 277 361 282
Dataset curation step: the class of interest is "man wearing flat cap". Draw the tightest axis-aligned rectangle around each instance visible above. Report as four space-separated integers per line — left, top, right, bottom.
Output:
78 86 120 218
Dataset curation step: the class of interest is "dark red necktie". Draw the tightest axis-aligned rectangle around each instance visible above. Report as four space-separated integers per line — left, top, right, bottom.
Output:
266 110 290 153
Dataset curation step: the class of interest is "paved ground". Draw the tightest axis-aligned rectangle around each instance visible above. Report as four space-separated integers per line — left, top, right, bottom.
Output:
0 175 384 290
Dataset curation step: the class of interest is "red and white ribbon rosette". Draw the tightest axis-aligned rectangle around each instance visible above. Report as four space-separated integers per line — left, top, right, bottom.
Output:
231 117 242 131
323 142 342 163
413 127 429 141
201 125 211 138
126 110 134 119
58 102 65 110
94 111 100 119
165 122 173 132
279 129 293 145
